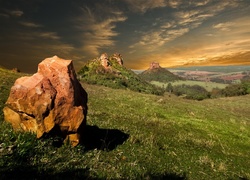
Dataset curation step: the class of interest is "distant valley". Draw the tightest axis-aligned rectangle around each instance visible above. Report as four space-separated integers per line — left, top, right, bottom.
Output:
134 65 250 84
168 65 250 84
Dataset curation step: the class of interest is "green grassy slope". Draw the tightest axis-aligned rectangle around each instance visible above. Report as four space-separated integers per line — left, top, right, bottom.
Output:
139 67 183 82
78 58 164 95
0 68 249 179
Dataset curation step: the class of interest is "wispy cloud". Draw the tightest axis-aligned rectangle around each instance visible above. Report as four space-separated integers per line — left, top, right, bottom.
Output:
75 5 127 56
174 1 238 27
0 9 24 18
19 21 42 28
134 31 165 47
13 31 61 41
161 21 175 29
213 22 235 31
8 10 23 17
188 51 250 66
189 0 210 7
129 27 189 52
5 9 23 17
168 0 182 8
38 32 60 40
161 15 250 67
123 0 168 13
164 0 211 9
0 13 9 18
129 1 241 53
174 10 205 27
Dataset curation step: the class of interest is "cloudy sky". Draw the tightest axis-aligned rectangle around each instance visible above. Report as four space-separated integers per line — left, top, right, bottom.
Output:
0 0 250 73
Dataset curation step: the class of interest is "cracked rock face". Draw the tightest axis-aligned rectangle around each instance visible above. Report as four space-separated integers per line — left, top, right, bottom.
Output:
112 53 123 66
3 56 88 146
100 53 110 68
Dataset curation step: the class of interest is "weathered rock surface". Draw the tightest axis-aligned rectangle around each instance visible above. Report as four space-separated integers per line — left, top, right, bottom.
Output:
150 62 161 69
100 53 110 68
3 56 88 146
112 53 123 65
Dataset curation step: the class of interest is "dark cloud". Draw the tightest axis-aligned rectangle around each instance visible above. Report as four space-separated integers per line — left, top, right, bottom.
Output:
0 0 250 72
123 0 168 13
74 3 127 57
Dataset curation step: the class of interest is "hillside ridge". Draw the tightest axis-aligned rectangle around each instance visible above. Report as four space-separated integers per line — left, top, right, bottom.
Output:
77 53 164 95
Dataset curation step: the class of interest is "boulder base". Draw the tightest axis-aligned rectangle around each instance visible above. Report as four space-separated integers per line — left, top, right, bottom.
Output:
3 56 88 146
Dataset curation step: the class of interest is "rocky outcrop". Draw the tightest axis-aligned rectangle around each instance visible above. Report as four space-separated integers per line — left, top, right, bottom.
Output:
3 56 88 146
99 53 124 68
112 53 123 65
139 62 183 82
100 53 110 68
150 62 161 70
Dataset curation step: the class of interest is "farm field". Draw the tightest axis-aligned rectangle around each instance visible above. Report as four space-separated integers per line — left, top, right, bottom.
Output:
0 68 250 179
151 80 228 91
168 66 250 84
168 65 250 73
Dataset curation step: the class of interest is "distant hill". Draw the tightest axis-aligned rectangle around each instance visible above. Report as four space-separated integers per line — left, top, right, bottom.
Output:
77 53 164 95
139 62 183 82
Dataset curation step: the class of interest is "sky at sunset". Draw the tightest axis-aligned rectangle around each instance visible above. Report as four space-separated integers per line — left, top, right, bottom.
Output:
0 0 250 73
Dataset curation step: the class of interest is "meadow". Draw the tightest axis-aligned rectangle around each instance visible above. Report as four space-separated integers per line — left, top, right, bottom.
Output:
0 68 250 179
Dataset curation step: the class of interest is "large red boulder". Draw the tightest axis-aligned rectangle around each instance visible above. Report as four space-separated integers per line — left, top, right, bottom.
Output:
3 56 88 146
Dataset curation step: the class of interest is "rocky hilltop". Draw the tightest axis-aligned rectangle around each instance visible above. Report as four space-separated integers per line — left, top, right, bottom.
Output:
78 53 163 95
139 62 183 82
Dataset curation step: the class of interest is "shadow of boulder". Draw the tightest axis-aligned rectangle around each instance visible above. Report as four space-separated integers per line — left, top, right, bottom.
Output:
144 173 187 180
0 165 90 180
81 125 129 151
